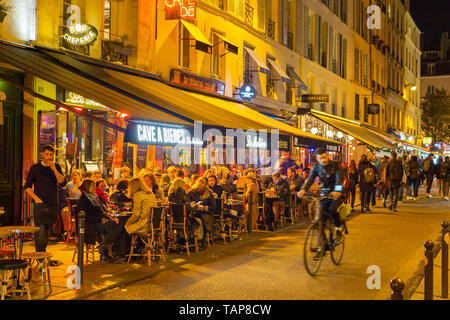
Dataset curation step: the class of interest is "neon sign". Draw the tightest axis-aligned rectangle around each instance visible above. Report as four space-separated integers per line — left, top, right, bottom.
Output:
239 84 257 101
165 0 196 20
63 24 98 46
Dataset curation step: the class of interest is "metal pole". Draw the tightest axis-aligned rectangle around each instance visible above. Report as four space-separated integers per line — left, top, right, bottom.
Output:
424 240 435 300
390 278 405 300
442 221 449 298
77 211 86 285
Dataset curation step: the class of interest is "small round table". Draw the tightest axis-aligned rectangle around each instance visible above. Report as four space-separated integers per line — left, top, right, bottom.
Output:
0 226 40 259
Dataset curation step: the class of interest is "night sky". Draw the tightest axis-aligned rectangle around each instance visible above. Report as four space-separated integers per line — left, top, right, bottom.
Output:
410 0 450 50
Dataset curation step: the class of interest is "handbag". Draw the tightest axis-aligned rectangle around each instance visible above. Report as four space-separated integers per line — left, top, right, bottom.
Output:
343 172 350 189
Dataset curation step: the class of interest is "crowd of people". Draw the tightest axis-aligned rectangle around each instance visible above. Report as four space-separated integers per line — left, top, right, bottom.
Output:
24 144 450 264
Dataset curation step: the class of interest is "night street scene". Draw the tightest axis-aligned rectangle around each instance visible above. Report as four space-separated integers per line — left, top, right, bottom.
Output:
0 0 449 310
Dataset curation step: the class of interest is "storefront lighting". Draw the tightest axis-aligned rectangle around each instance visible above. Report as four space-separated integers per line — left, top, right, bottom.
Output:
58 107 68 112
74 107 83 112
119 113 129 118
337 132 343 139
310 127 318 135
348 136 354 141
408 136 414 142
326 130 333 138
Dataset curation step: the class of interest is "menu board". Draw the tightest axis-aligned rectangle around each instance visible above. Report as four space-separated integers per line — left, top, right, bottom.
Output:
39 111 56 159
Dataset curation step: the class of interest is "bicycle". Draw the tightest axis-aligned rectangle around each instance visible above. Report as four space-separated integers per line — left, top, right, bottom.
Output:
302 193 349 276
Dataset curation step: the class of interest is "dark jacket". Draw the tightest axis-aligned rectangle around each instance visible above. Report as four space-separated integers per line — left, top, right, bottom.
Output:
210 184 223 198
358 160 376 192
439 161 450 181
110 190 132 209
169 187 189 205
187 189 217 216
378 160 389 180
288 174 305 192
75 193 108 244
268 178 290 201
386 158 404 188
220 181 237 196
422 157 436 176
301 160 342 195
406 159 422 181
347 167 359 190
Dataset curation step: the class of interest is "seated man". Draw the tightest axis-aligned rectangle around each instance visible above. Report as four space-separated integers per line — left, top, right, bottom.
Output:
297 148 344 232
266 172 290 229
287 167 305 192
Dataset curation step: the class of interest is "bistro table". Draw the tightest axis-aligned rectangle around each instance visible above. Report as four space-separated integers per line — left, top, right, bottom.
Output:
0 226 40 259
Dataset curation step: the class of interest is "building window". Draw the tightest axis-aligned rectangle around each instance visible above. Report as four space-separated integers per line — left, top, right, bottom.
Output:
266 58 275 98
103 0 111 40
427 64 435 75
355 94 360 120
182 26 190 68
212 33 220 77
363 97 368 123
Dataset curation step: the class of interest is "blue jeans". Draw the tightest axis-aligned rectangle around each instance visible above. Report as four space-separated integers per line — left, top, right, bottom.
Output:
319 197 343 227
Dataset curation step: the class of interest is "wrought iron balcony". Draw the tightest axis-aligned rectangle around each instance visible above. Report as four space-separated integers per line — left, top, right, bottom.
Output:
267 19 275 40
287 32 294 50
101 39 129 65
245 3 254 27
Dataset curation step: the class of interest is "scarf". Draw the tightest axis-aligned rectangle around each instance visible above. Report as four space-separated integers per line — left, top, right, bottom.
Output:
83 191 104 209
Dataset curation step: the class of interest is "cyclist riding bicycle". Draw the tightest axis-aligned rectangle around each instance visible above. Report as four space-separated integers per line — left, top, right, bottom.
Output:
297 147 345 233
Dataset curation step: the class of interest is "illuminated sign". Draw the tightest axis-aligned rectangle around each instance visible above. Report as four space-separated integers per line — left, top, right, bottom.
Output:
367 104 380 114
62 24 98 46
239 84 257 101
301 94 329 103
65 92 107 108
125 121 197 146
165 0 196 20
170 69 225 95
423 137 432 145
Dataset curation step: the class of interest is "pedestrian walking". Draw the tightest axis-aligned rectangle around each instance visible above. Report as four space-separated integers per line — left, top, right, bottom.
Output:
385 151 404 212
439 156 450 200
423 154 436 198
346 160 358 210
437 156 444 195
370 153 379 206
406 156 422 200
377 156 390 207
24 145 66 252
357 154 376 213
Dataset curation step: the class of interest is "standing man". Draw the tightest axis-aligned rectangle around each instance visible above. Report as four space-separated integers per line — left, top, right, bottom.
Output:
385 151 404 212
439 156 450 201
423 154 436 198
24 145 66 252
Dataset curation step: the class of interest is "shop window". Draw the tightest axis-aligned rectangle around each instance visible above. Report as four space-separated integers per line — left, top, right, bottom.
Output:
182 26 191 69
354 94 360 120
103 0 111 40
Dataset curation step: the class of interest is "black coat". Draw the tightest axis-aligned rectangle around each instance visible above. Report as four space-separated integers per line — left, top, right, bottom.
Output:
75 193 107 244
220 182 237 196
406 160 422 181
358 161 376 192
347 169 359 190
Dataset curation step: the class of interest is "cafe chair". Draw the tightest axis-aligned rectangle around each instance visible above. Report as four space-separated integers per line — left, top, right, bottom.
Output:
66 199 79 244
214 197 233 244
285 192 297 225
0 259 32 300
256 192 268 232
127 207 166 265
72 243 97 264
167 203 198 256
22 251 53 294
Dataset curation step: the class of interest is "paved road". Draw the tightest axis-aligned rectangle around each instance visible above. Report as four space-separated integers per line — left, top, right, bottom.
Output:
88 192 450 300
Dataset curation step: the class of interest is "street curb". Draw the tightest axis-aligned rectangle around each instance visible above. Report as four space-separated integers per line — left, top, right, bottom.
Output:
60 220 310 300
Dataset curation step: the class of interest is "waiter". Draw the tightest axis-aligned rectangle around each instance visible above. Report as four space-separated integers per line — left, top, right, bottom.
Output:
24 145 66 252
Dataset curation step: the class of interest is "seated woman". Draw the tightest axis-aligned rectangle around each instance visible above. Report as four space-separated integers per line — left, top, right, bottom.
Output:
244 172 259 232
65 169 82 199
95 179 110 206
220 172 237 196
188 177 216 248
75 179 109 260
208 175 223 198
159 174 171 198
140 171 166 202
168 176 189 205
110 179 132 209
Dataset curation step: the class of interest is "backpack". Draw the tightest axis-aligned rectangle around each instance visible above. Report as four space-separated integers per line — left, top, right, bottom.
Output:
390 161 403 181
364 167 375 183
410 166 421 180
441 164 448 179
423 159 431 173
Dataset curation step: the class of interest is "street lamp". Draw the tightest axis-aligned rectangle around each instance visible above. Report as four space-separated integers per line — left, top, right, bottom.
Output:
406 83 417 91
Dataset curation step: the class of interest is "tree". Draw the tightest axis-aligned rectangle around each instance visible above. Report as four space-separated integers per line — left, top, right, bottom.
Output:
421 88 450 143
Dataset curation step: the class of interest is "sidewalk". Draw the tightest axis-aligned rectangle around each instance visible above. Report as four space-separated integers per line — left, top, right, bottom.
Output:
7 219 308 300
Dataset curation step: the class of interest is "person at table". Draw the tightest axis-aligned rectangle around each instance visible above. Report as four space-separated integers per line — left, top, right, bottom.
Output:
287 167 305 192
167 166 177 181
220 172 237 196
75 178 110 260
189 174 200 189
65 169 82 199
24 145 66 252
188 177 216 248
208 175 223 198
244 172 259 232
154 167 162 185
83 171 94 179
159 174 171 198
110 179 132 209
168 176 189 205
140 171 166 202
95 179 110 206
120 166 132 180
266 171 290 229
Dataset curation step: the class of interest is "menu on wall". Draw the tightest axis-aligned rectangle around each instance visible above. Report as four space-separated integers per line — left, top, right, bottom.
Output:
39 111 56 159
136 145 147 170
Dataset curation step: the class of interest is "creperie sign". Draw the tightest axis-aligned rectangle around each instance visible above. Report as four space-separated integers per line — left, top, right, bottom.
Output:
165 0 196 20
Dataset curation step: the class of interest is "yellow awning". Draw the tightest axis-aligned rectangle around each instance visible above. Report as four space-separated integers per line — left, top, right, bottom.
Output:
215 34 238 54
244 47 270 74
180 20 212 48
267 59 291 83
311 110 397 149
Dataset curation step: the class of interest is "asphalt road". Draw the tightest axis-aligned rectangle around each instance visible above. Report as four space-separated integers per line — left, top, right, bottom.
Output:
88 192 450 300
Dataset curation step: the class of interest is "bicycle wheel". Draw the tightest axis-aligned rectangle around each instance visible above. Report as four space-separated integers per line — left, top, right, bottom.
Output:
330 227 345 265
303 222 325 276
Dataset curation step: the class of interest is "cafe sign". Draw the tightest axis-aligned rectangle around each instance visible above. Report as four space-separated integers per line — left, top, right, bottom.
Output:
125 121 195 146
62 24 98 46
239 83 257 101
165 0 196 20
301 94 329 103
170 69 225 95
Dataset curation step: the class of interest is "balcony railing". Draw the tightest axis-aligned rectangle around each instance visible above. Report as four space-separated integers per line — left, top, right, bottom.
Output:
287 32 294 50
286 85 293 105
332 59 337 74
58 25 90 55
320 51 327 68
267 19 275 40
307 44 313 60
266 81 275 99
101 40 129 65
245 3 254 27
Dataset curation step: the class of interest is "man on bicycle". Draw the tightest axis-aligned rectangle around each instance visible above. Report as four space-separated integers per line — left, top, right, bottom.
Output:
297 148 345 232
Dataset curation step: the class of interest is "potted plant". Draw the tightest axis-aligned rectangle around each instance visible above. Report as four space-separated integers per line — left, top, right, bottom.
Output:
0 4 11 23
